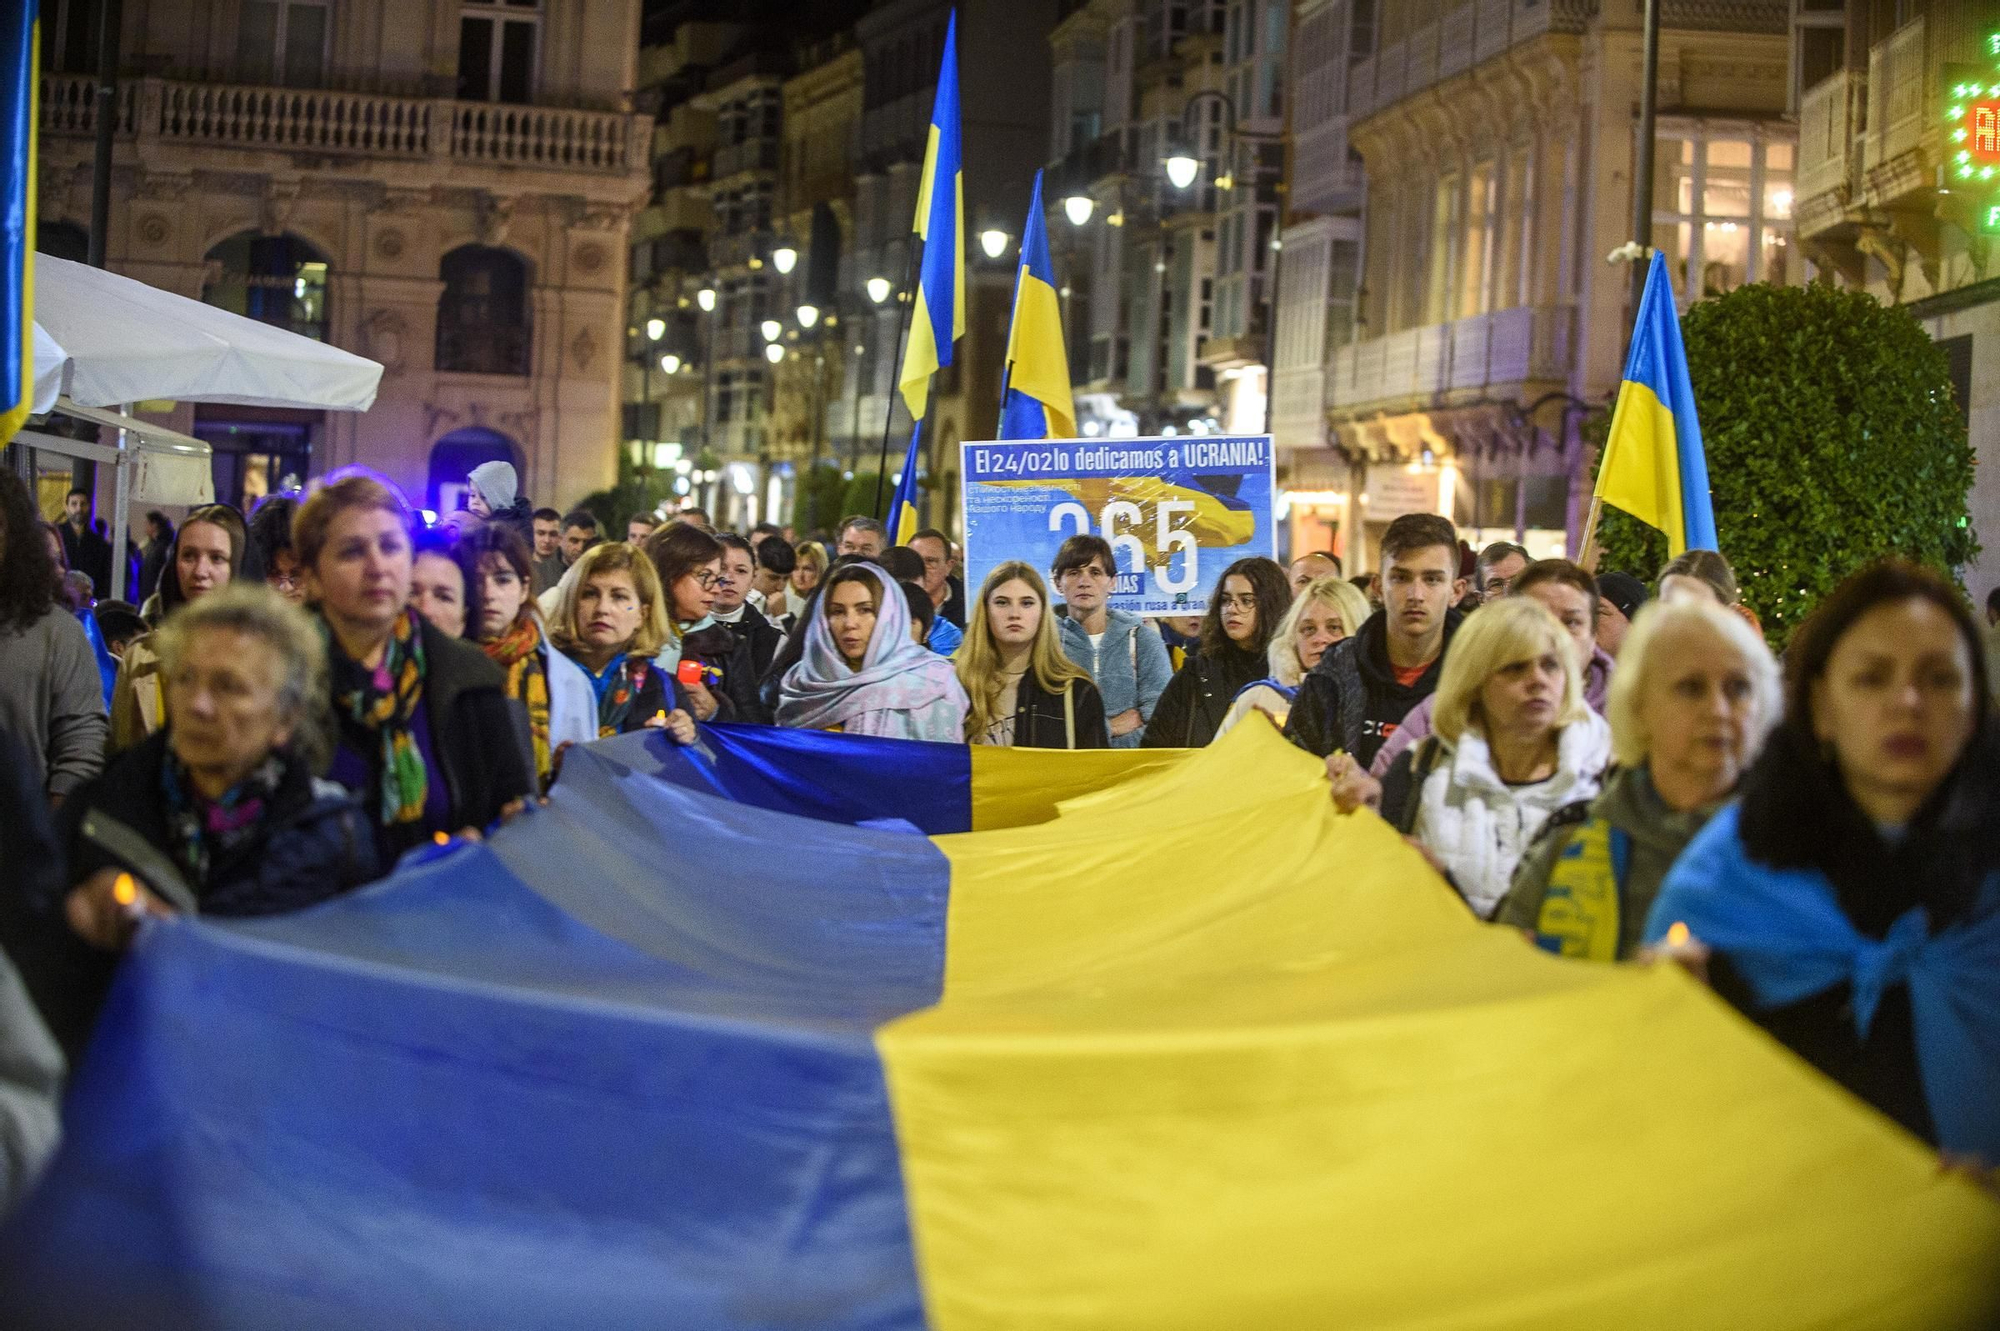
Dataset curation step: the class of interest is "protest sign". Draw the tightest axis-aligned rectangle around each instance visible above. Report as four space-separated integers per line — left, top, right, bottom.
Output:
960 435 1276 616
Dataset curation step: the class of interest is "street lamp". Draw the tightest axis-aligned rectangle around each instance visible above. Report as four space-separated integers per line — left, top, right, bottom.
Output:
660 352 681 374
1164 153 1201 190
979 228 1010 259
865 276 892 304
764 342 785 364
797 304 820 329
696 287 717 313
644 317 666 342
772 245 799 275
1062 195 1094 226
760 318 782 342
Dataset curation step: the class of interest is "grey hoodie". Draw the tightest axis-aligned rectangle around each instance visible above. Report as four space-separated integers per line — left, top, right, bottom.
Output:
0 609 109 798
1055 608 1173 749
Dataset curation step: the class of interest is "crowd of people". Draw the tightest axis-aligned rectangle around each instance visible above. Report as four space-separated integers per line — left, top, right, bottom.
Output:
1 459 1996 1206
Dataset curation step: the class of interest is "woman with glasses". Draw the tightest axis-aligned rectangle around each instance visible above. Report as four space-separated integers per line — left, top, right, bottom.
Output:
645 524 768 724
956 562 1109 749
1355 599 1612 918
1144 557 1292 749
1217 574 1373 738
243 496 305 605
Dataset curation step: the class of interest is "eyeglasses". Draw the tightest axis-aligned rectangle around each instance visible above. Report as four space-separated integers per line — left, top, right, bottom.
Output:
690 570 719 589
1217 594 1258 612
269 573 302 591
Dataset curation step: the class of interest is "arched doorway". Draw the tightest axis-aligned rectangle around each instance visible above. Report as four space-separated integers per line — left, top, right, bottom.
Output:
202 231 330 340
428 428 522 514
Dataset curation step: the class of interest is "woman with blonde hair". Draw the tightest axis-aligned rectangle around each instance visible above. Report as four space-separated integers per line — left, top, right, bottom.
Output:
1496 595 1780 959
1363 598 1612 917
549 542 678 738
957 561 1109 748
1217 574 1373 736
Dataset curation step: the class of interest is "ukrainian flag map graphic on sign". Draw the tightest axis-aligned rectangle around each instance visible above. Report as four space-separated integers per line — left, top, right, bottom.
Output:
3 723 1998 1330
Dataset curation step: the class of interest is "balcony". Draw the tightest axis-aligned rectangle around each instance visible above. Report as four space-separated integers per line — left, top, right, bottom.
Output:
1347 0 1594 121
1861 17 1928 198
1796 70 1864 233
40 73 647 178
1327 305 1573 410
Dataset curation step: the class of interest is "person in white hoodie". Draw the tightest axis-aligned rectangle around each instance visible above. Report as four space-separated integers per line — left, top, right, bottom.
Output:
1357 597 1611 918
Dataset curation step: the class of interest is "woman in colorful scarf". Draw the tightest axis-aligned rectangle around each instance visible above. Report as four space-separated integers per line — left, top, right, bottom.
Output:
955 562 1108 749
1647 561 2000 1164
293 470 535 873
1216 574 1373 738
777 563 968 741
51 585 376 1051
455 523 603 790
549 542 684 740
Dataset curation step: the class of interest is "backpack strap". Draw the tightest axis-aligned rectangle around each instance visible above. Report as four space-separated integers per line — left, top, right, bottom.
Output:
1063 680 1075 749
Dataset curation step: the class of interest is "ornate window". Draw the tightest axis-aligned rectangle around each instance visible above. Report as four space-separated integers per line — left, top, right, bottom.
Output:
203 232 330 341
458 0 539 104
1651 126 1797 302
436 246 531 376
237 0 330 88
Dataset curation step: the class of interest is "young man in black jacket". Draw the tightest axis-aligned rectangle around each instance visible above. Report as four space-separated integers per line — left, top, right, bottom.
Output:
1284 513 1466 768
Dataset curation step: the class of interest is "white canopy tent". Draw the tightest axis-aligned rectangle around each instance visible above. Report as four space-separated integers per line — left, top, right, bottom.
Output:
12 254 385 600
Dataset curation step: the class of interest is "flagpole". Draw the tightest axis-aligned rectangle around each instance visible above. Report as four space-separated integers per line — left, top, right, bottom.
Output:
874 234 923 515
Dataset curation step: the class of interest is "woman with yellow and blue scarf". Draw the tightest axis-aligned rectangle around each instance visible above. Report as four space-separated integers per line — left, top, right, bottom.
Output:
294 471 536 874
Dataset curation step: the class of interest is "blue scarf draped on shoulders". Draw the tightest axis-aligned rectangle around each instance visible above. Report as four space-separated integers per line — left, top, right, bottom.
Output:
1646 803 2000 1160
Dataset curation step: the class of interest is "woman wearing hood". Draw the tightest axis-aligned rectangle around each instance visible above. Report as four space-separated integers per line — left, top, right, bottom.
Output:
777 563 968 741
113 504 246 751
1362 598 1613 918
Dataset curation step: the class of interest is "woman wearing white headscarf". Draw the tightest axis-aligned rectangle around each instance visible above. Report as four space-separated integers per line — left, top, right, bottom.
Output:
777 563 968 741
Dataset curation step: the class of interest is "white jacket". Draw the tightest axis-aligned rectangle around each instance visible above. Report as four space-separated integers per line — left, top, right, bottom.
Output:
1409 710 1612 918
541 627 600 751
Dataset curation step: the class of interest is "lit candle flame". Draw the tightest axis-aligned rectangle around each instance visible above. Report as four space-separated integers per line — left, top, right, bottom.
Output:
112 873 137 909
1666 921 1691 948
432 831 450 846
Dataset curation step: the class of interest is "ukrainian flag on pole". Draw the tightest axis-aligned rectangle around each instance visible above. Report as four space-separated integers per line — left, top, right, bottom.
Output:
896 11 964 422
1592 251 1718 557
1 1 38 448
997 170 1076 441
886 424 923 544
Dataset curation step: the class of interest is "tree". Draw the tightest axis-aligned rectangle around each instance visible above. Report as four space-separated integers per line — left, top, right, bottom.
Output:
1595 281 1976 647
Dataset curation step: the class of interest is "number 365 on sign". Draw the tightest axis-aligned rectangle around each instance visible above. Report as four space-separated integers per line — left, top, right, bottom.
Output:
958 435 1277 617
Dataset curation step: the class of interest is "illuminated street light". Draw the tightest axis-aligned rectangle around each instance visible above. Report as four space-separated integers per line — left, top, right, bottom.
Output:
644 317 666 341
764 342 785 364
797 304 820 328
866 276 892 303
979 228 1010 259
1164 154 1201 190
696 287 717 312
660 353 681 374
760 319 782 342
772 245 799 275
1063 195 1094 226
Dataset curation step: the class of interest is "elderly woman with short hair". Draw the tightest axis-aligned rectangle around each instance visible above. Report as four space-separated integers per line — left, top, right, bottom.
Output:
56 583 376 953
1495 596 1782 959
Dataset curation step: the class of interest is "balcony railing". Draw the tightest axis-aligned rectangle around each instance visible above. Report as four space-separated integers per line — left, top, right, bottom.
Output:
1797 70 1864 214
41 73 645 175
1327 305 1574 409
1862 17 1926 176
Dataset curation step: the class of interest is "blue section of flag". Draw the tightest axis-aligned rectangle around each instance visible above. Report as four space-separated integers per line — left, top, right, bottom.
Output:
885 424 926 547
0 734 950 1331
1 1 37 443
1623 252 1717 552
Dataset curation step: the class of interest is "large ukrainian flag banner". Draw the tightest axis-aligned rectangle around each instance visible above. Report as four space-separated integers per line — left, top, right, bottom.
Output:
997 170 1076 441
896 11 965 422
5 723 2000 1328
0 1 38 448
1593 250 1718 557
